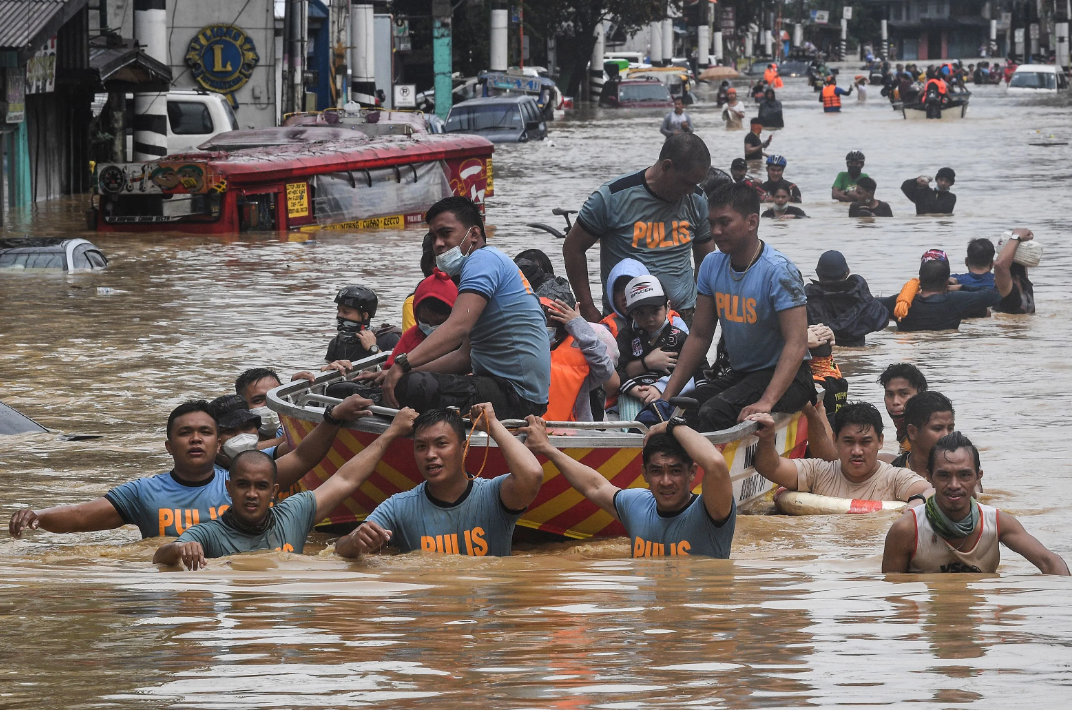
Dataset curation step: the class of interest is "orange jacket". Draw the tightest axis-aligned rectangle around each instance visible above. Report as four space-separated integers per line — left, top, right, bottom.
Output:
821 84 841 109
545 335 591 422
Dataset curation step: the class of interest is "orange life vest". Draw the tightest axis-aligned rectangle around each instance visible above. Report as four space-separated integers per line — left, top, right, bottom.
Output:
821 84 840 109
925 78 948 96
545 335 591 422
764 68 784 88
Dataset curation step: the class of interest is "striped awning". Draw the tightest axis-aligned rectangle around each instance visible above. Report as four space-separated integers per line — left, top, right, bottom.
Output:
0 0 87 56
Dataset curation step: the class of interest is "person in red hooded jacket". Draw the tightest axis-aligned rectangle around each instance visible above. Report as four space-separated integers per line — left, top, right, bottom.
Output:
386 269 458 367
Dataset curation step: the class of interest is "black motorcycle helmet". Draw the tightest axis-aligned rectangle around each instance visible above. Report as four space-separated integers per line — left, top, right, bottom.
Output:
334 285 378 319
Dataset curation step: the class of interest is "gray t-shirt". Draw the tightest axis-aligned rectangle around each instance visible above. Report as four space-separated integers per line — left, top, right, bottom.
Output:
366 475 523 556
577 170 712 313
613 488 736 558
175 490 319 557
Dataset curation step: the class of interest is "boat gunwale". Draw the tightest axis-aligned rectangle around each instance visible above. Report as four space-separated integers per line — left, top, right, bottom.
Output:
267 352 778 449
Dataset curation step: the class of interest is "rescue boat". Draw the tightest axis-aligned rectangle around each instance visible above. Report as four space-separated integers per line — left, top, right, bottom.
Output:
266 354 810 539
91 132 493 234
901 95 970 120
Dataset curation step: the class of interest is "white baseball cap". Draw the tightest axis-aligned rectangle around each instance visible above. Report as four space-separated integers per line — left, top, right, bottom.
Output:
624 276 667 313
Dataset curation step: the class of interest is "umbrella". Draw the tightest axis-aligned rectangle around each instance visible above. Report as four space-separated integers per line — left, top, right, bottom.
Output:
699 66 741 81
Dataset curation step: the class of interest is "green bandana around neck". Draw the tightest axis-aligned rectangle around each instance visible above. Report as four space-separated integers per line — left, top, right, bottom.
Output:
925 494 979 539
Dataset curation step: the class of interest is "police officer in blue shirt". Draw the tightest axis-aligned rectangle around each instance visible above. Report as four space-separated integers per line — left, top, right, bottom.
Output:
521 416 736 558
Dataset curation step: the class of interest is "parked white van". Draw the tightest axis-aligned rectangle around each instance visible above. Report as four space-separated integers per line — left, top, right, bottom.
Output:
126 91 239 157
1007 65 1069 94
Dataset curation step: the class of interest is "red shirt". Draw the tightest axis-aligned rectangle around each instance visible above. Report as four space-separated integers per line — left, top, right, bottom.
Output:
386 326 426 367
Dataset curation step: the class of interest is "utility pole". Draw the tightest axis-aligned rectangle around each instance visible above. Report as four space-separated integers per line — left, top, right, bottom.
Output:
350 3 375 105
432 0 452 120
133 0 167 161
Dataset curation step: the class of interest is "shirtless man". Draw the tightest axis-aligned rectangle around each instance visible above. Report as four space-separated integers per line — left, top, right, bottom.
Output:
751 401 932 502
882 432 1069 575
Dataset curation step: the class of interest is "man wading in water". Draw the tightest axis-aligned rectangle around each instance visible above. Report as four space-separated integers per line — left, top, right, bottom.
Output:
522 416 736 558
8 396 371 540
336 404 544 557
154 405 416 569
882 432 1069 575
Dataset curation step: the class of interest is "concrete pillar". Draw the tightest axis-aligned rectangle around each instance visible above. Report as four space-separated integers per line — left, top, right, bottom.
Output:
490 9 508 71
1029 23 1039 59
763 29 773 57
1058 22 1070 71
840 18 848 60
133 0 167 160
744 32 753 58
793 23 803 47
881 20 888 59
590 22 604 100
432 0 452 119
713 31 723 62
697 24 710 67
350 4 375 104
662 19 673 64
649 21 663 65
990 19 998 56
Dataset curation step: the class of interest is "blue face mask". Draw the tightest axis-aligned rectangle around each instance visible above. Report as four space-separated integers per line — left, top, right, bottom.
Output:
435 227 476 277
418 321 439 337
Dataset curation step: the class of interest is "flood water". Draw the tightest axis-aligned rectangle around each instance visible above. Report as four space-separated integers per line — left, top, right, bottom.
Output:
2 79 1072 708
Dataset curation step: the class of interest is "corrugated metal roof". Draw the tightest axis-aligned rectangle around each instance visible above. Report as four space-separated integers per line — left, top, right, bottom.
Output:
0 0 84 52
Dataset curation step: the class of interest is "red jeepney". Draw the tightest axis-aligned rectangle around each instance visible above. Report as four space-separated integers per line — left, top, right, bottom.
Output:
92 133 494 234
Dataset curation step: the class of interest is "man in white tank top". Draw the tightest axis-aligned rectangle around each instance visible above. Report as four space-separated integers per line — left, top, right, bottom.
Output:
882 432 1069 575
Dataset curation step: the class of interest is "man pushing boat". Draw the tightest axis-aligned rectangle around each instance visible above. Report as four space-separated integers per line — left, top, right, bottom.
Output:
521 415 736 558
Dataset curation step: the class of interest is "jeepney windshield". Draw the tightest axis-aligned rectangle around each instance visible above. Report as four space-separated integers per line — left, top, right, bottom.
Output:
619 83 673 102
445 104 524 132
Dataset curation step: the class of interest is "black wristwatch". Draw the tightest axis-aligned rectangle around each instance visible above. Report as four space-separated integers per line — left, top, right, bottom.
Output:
666 416 688 436
323 405 343 426
906 493 928 505
368 344 380 354
395 352 412 373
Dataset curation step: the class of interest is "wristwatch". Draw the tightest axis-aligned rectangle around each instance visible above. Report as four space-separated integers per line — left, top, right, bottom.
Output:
368 344 380 354
906 493 928 505
395 352 412 373
666 416 688 436
323 405 343 426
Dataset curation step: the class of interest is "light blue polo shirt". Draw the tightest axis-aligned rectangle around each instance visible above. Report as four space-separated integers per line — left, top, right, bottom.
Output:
614 488 736 558
459 246 551 404
696 243 807 372
365 475 522 556
104 467 231 538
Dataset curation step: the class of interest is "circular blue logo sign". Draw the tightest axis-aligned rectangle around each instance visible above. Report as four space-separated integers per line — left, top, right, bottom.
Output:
185 25 259 107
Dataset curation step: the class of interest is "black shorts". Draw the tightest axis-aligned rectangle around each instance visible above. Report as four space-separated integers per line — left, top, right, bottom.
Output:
395 371 547 420
688 360 816 432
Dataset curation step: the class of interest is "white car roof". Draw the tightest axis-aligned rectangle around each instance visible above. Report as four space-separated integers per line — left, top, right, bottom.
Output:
1013 65 1057 72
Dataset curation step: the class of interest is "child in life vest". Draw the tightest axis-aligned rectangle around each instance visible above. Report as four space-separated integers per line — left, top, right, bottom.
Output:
614 276 707 421
541 294 616 422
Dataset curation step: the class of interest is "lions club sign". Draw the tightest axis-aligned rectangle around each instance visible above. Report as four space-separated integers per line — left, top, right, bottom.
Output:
185 25 259 107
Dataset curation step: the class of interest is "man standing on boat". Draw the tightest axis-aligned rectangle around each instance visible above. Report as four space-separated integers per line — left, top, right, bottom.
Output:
750 402 932 503
378 197 551 419
882 432 1069 575
7 396 372 540
562 133 714 327
653 181 814 432
336 405 544 557
521 416 736 558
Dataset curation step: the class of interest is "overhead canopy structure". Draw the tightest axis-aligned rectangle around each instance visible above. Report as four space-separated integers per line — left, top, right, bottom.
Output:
89 35 172 92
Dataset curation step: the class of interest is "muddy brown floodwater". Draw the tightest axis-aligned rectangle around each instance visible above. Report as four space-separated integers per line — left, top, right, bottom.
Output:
2 81 1071 708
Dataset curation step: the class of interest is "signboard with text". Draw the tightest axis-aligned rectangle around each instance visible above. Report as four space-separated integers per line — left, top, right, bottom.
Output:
811 10 829 24
5 68 25 123
720 7 735 30
26 36 56 94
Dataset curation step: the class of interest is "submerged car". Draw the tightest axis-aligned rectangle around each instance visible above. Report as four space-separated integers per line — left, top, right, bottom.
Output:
599 78 674 108
0 238 108 271
444 96 547 143
1007 65 1068 93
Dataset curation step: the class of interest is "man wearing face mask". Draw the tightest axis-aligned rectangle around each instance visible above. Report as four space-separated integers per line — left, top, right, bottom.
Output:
378 196 551 419
385 269 458 369
325 286 401 366
235 368 286 451
209 393 371 498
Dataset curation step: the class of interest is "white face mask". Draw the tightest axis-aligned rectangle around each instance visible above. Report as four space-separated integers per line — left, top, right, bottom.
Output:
772 200 789 212
249 406 279 436
435 227 476 277
418 321 439 337
222 432 260 459
547 326 559 343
